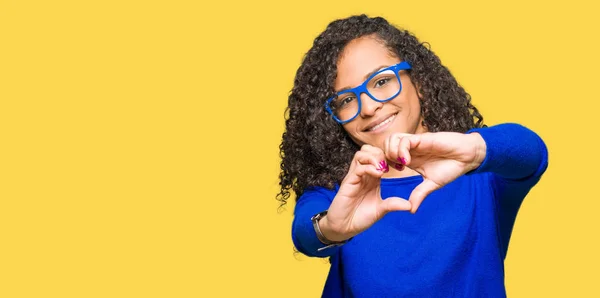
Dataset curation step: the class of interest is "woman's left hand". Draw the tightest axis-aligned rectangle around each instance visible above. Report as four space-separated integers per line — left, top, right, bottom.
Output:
383 132 487 213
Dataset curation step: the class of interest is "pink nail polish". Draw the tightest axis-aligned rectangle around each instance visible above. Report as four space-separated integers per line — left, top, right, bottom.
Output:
400 157 407 165
394 163 404 171
379 160 389 173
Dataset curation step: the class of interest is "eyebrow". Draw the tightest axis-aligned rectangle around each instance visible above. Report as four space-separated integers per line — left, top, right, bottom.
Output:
336 64 390 92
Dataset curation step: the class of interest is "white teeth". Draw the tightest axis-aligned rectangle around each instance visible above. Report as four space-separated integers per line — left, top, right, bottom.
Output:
369 114 396 131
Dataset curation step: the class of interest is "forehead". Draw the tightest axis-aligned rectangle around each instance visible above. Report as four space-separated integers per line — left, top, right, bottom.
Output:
334 36 399 91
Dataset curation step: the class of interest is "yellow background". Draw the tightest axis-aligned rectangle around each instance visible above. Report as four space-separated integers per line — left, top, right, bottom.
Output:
1 0 599 297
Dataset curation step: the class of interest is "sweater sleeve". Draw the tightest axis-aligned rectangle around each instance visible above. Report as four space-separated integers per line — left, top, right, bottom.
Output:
291 186 340 258
467 123 549 181
467 123 549 257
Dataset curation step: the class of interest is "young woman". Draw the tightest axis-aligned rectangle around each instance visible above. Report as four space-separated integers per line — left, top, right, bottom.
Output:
278 14 548 297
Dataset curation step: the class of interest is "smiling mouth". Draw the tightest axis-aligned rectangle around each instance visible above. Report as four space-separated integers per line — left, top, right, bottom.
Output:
365 113 397 132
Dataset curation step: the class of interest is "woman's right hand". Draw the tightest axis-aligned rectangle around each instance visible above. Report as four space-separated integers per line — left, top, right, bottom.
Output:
319 145 412 242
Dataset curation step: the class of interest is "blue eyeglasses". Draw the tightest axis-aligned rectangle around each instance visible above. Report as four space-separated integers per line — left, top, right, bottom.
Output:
325 61 412 124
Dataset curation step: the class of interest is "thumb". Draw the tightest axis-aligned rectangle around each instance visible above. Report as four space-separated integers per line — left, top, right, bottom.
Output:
379 197 412 214
408 179 440 214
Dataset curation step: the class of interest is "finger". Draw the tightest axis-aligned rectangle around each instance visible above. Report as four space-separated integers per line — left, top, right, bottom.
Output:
360 144 387 162
356 150 388 172
354 163 385 179
384 134 406 170
379 197 412 214
384 133 400 162
398 135 414 166
383 134 391 158
408 178 440 213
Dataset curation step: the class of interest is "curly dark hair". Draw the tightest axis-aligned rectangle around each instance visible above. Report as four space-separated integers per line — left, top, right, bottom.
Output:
277 14 485 208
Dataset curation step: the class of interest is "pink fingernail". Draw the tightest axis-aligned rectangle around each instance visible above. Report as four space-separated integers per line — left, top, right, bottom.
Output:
400 157 407 165
379 160 389 173
394 163 404 171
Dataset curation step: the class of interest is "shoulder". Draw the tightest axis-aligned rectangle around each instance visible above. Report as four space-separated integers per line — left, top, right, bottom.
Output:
299 185 339 202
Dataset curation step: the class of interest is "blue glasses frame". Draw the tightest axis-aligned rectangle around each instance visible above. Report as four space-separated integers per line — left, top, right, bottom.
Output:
325 61 412 124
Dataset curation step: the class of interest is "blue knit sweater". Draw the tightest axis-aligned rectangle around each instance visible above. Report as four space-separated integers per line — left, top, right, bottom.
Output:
292 123 548 297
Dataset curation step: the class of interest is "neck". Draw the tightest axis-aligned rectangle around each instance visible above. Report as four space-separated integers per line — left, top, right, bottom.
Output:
382 166 421 179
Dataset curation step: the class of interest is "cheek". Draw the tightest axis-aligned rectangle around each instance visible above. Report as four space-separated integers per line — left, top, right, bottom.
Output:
341 125 365 146
350 135 365 146
391 96 423 132
410 99 422 119
403 89 422 117
409 101 423 127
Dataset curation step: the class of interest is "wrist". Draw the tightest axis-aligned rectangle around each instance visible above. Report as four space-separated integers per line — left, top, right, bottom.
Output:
468 132 487 172
318 215 351 242
311 211 353 252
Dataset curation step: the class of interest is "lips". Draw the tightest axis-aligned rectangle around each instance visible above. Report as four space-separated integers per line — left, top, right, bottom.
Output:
364 113 397 132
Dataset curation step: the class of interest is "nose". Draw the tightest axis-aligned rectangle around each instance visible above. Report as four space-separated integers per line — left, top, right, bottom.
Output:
359 92 383 117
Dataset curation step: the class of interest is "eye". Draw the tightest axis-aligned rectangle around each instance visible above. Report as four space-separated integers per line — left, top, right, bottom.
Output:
340 96 355 106
335 95 356 109
374 77 392 88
